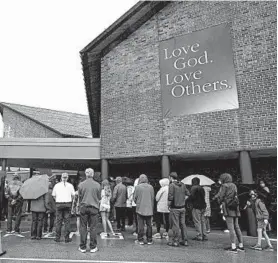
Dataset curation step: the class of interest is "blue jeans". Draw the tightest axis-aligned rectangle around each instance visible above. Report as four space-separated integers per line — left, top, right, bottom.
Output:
170 208 188 243
137 214 152 242
7 201 22 232
31 212 44 238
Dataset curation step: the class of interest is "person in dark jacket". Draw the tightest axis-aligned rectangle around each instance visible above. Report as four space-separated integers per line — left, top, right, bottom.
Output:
44 181 56 233
133 174 154 245
167 172 190 247
188 177 207 241
112 177 127 232
5 173 23 234
214 173 244 253
30 193 48 240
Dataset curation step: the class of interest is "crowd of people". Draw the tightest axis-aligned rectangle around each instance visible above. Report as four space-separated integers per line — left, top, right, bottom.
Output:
3 169 275 254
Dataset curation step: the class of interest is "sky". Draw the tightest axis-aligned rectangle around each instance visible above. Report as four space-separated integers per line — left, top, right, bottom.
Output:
0 0 138 115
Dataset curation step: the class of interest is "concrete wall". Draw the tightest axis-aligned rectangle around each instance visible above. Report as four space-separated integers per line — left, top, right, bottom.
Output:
2 107 62 138
99 1 277 159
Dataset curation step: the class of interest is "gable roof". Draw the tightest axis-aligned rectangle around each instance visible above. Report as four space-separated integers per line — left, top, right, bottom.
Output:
0 102 92 138
80 1 170 138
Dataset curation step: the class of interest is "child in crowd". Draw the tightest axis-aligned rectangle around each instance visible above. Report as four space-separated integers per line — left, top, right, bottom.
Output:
248 190 274 251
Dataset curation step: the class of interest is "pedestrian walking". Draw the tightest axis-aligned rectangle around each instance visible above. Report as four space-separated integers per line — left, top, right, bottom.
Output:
214 173 244 253
5 173 23 234
167 172 190 247
100 179 115 236
203 186 211 233
188 177 207 241
133 174 154 245
112 177 127 232
153 178 170 240
132 178 139 236
78 168 101 253
126 179 134 227
52 173 75 243
247 190 274 251
30 192 48 240
43 181 56 234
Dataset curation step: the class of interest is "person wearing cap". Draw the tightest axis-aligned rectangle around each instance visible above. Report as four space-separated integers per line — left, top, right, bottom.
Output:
5 173 23 234
168 172 190 247
133 174 154 245
112 177 127 232
52 173 75 243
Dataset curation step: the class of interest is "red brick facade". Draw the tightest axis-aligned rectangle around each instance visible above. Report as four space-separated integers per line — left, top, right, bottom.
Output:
99 1 277 159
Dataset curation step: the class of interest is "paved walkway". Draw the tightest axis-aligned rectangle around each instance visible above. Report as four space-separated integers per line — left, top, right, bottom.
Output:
0 223 276 263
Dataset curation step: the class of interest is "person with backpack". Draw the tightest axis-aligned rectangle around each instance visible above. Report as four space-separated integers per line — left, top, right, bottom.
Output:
247 190 274 251
214 173 244 254
5 173 23 234
167 172 190 247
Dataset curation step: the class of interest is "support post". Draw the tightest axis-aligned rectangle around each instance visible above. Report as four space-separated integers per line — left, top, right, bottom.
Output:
1 159 7 172
239 151 253 184
101 159 109 180
161 155 170 178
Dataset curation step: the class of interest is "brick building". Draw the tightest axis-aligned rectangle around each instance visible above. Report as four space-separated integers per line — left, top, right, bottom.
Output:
80 0 277 212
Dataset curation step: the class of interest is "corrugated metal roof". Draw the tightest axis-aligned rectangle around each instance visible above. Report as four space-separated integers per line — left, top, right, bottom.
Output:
0 102 92 138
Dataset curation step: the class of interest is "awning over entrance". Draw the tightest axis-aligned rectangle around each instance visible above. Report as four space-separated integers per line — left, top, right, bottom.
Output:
0 138 101 169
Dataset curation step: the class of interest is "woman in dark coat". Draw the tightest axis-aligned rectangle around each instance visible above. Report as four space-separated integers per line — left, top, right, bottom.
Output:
214 173 244 253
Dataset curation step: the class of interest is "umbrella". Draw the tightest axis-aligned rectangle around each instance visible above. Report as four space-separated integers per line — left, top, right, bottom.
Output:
19 174 49 200
181 174 215 186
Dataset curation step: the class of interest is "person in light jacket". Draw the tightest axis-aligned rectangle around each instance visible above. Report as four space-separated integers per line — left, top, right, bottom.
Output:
133 174 154 245
153 178 170 239
30 193 48 240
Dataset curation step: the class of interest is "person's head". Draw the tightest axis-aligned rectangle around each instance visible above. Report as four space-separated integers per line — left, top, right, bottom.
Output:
159 178 169 187
192 177 200 186
115 177 122 184
61 173 69 183
219 173 233 184
13 173 21 181
169 172 178 182
85 168 94 179
259 180 266 188
139 174 148 184
101 179 110 189
249 190 258 200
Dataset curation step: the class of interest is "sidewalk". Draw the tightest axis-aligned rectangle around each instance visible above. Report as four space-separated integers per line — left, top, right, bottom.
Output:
0 221 276 263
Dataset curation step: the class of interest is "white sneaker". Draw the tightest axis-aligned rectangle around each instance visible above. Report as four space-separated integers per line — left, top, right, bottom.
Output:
78 247 86 253
90 247 99 253
133 232 138 236
162 233 169 239
223 229 230 233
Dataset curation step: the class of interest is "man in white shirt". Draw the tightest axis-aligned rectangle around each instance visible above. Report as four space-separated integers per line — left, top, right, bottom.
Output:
52 173 75 243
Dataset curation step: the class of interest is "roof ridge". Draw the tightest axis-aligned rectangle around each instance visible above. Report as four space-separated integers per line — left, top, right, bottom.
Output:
0 102 89 117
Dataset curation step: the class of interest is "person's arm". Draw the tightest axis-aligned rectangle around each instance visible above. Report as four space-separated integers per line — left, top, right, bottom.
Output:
168 184 174 207
214 185 227 204
44 193 49 212
156 188 163 202
52 185 56 201
133 186 138 204
4 185 10 199
258 200 269 220
97 185 101 201
111 185 118 203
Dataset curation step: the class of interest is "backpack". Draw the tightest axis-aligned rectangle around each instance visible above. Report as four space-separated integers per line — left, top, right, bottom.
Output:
226 192 239 211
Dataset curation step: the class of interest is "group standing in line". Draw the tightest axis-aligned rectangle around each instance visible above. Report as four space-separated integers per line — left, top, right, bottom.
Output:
3 170 274 254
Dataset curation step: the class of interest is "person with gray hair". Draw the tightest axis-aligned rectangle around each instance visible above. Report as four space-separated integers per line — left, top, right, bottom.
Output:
133 174 154 245
78 168 101 253
52 172 75 243
112 177 127 232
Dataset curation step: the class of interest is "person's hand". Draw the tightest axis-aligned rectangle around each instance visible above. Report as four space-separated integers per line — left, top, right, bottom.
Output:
246 201 251 206
264 219 269 225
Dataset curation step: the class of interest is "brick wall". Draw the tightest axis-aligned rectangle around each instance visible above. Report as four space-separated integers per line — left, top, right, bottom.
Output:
99 1 277 158
3 107 62 138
